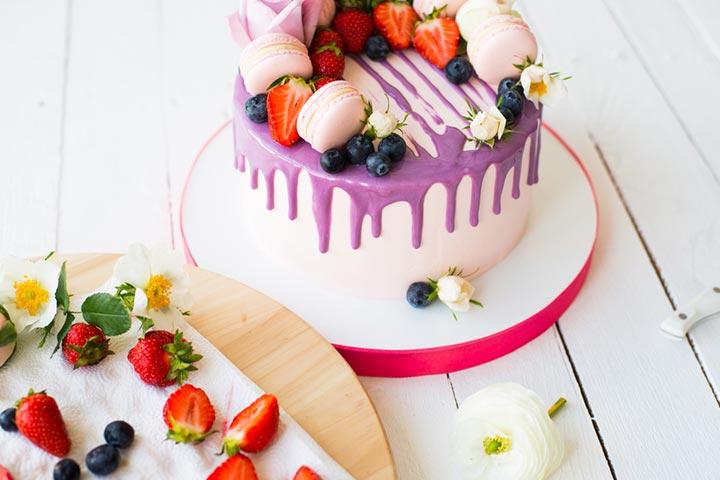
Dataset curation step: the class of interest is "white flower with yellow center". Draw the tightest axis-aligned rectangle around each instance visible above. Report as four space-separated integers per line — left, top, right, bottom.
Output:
367 110 399 139
113 244 192 330
520 63 567 108
452 383 565 480
0 256 60 332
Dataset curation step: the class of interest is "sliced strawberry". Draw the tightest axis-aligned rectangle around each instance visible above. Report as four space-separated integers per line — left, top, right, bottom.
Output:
15 390 71 457
412 8 459 69
311 43 345 78
0 466 13 480
207 454 258 480
311 28 345 52
293 465 322 480
163 384 216 444
267 77 313 147
333 9 374 54
222 394 279 455
373 1 419 50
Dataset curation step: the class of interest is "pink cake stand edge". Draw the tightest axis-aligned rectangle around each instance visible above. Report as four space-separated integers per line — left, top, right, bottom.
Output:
179 121 599 378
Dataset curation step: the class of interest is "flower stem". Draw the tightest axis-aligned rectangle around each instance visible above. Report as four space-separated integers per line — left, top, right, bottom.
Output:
547 397 567 418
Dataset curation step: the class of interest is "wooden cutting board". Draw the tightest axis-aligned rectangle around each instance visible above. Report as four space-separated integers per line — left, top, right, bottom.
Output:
61 253 395 480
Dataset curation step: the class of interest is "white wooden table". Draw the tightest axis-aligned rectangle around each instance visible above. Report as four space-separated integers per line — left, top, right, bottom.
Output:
2 1 720 478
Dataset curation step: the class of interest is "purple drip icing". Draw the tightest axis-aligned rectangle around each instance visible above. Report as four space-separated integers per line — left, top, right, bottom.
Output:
395 52 464 119
232 57 542 253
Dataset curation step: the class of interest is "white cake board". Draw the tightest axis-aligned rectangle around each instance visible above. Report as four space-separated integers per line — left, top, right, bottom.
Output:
180 122 597 377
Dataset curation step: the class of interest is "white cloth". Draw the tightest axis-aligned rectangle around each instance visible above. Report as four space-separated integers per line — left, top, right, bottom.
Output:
0 287 353 479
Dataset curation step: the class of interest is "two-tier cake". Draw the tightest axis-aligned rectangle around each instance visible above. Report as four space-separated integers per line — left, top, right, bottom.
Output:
228 0 565 301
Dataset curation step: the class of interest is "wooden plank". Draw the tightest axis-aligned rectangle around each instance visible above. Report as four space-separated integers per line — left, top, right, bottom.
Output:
506 0 720 463
451 328 613 479
58 0 172 251
0 0 69 256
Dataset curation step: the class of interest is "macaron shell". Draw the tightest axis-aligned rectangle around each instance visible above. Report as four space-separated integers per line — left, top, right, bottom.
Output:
456 2 518 39
414 0 469 18
240 33 313 94
468 20 537 86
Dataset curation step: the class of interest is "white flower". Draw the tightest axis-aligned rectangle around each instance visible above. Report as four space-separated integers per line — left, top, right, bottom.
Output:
520 64 567 108
470 105 507 143
0 256 60 332
113 244 193 330
367 110 398 139
0 306 17 368
437 275 476 313
452 383 565 480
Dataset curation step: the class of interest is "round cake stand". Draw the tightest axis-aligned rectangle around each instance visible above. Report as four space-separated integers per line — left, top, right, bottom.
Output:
180 122 598 377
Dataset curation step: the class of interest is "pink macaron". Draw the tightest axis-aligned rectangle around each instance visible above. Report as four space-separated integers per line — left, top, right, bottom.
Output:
297 80 366 153
467 15 537 86
239 33 313 95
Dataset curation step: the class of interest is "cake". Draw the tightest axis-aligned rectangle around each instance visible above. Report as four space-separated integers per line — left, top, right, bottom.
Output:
229 0 566 301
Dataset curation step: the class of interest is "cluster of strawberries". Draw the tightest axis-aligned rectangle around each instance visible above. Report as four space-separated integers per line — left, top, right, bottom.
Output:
263 0 461 148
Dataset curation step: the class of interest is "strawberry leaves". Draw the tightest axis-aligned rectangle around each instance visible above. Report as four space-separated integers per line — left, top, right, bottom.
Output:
81 293 131 337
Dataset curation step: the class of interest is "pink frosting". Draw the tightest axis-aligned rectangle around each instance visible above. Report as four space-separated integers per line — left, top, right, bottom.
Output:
228 0 326 48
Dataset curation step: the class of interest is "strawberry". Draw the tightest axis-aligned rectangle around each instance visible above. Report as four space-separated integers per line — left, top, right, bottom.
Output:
311 43 345 78
62 323 111 368
207 454 258 480
267 76 313 147
163 384 216 443
313 76 340 91
15 390 70 457
127 330 202 387
412 8 459 69
293 465 322 480
333 9 374 54
311 28 345 52
222 394 279 455
0 466 13 480
373 1 419 50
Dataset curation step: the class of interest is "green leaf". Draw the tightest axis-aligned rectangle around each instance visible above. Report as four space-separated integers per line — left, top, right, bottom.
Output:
114 282 137 310
38 318 55 348
136 315 154 336
81 293 131 336
44 251 55 260
55 262 70 312
52 311 75 356
0 318 17 347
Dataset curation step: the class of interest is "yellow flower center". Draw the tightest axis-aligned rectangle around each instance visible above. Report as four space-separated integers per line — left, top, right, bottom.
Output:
483 435 512 455
14 278 50 316
145 274 172 311
529 80 548 97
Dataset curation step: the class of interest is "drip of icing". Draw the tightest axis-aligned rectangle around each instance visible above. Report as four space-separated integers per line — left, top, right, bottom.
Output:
232 56 542 254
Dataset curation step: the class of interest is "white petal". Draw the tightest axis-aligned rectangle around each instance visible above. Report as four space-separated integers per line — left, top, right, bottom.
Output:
132 288 149 314
114 244 152 287
149 244 186 281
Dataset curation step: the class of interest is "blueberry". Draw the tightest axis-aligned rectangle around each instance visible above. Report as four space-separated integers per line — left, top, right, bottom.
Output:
378 133 407 163
406 282 434 308
498 89 524 118
86 444 120 476
498 77 522 97
104 420 135 449
0 408 17 432
364 35 390 61
345 134 374 165
320 148 348 174
244 94 268 124
444 57 474 85
53 458 81 480
498 105 515 125
366 152 392 177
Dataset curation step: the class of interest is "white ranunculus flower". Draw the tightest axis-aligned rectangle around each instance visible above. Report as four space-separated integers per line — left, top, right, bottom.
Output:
0 256 60 332
470 105 507 143
0 306 17 368
113 244 193 330
437 275 476 313
367 110 398 139
520 64 567 108
452 383 565 480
